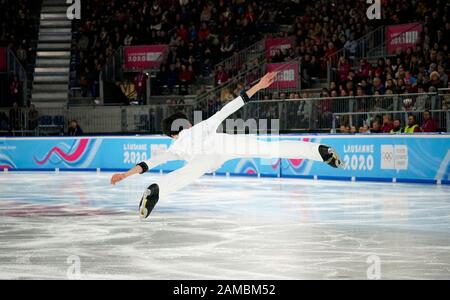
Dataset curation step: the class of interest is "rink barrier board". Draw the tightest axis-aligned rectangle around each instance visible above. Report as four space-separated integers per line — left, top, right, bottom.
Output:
1 134 450 185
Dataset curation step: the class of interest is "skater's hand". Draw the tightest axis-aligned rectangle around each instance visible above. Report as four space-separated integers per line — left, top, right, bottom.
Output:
111 173 126 185
257 72 278 89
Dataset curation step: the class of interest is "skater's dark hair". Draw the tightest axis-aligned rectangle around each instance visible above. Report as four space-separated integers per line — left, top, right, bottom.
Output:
161 112 190 137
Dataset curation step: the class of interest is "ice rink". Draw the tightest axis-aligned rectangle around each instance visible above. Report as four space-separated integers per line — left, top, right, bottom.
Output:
0 171 449 279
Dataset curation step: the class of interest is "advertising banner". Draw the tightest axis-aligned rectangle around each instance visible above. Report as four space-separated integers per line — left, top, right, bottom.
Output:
266 63 299 89
386 23 423 54
123 45 168 70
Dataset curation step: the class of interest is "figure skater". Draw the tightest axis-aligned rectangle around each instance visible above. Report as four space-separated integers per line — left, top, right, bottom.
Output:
111 72 343 219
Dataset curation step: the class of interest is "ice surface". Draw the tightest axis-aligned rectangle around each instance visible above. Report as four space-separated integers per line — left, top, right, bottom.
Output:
0 171 449 279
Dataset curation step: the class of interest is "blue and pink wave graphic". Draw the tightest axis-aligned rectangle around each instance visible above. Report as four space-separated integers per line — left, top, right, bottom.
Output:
33 138 99 167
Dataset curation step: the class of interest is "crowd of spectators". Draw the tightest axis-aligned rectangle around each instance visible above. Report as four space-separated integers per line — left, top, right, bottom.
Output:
0 0 40 108
338 110 439 134
0 0 40 68
296 0 450 132
73 0 286 98
72 0 450 103
196 0 441 115
326 1 450 108
0 101 39 133
204 0 381 94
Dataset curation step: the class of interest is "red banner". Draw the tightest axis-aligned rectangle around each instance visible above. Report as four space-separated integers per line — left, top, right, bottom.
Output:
266 62 299 89
123 45 168 70
265 37 294 60
386 23 423 55
0 48 6 72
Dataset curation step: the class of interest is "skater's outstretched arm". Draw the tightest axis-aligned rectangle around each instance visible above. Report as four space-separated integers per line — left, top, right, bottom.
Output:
110 151 179 185
206 72 277 130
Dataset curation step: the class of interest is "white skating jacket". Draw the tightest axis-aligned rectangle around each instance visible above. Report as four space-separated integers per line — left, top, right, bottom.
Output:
140 95 246 171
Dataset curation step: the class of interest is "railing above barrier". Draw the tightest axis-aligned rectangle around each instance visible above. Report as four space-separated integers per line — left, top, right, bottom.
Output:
1 92 449 136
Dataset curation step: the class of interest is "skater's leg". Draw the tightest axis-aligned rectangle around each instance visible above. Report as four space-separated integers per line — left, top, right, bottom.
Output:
215 134 322 160
214 134 343 168
155 157 216 198
253 139 343 168
139 157 216 218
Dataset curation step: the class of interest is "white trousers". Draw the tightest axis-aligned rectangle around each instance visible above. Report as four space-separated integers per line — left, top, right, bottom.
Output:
154 134 323 198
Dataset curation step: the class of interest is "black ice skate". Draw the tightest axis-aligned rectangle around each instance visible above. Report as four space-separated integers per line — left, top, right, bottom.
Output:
139 184 160 219
319 145 344 169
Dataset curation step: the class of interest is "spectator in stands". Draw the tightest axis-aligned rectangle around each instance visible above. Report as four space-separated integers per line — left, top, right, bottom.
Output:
337 56 351 83
381 115 394 133
390 118 403 134
359 80 372 96
355 85 365 97
177 24 188 43
356 59 372 81
220 35 235 60
9 102 21 131
178 64 194 95
374 59 385 77
134 71 148 105
421 110 438 132
350 125 357 134
325 42 338 62
198 22 210 42
343 34 357 57
339 124 350 134
220 87 234 103
396 78 407 94
215 65 229 86
68 120 84 136
373 77 386 95
385 78 395 93
404 115 421 133
429 71 443 90
359 124 369 133
27 104 38 131
370 120 383 134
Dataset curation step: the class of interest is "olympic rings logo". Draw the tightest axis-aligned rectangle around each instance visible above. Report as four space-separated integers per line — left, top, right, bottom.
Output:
382 152 393 161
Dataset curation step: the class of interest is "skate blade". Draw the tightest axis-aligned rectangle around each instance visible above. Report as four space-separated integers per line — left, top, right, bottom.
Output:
333 155 345 169
139 198 148 219
329 148 345 169
335 158 345 169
